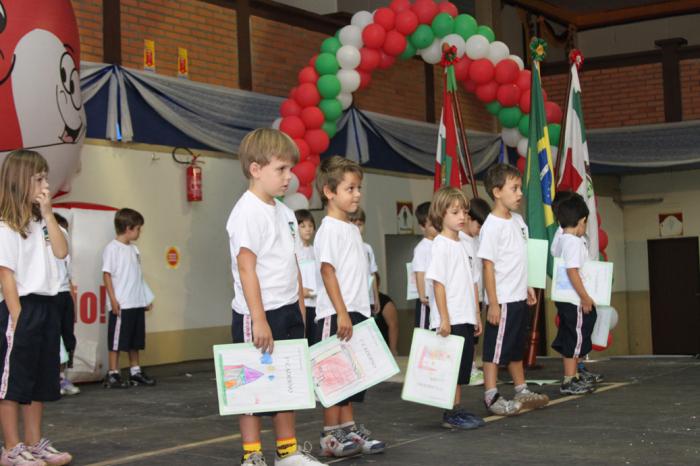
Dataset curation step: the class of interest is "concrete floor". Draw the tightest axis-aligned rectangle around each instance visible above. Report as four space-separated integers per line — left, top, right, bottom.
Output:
36 356 700 465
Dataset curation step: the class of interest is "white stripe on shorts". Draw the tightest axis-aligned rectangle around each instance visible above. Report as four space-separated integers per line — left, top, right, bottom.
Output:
112 314 122 351
493 303 508 365
420 303 427 329
0 316 16 399
322 316 332 340
574 305 583 358
243 315 253 343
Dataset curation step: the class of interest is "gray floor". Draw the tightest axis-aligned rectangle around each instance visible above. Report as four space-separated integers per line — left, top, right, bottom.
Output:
39 356 700 465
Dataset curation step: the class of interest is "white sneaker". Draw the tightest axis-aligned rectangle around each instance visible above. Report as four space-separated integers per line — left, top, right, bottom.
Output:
319 428 361 457
0 443 46 466
469 369 484 386
241 451 267 466
59 378 80 396
275 442 324 465
345 424 385 454
486 393 522 416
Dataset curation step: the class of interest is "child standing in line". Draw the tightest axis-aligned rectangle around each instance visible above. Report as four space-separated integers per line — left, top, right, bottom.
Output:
314 156 384 458
0 150 72 466
348 208 379 314
294 209 318 344
426 187 484 430
411 202 437 329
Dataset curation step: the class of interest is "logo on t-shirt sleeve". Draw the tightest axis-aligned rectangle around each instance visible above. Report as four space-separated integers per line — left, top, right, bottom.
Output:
288 221 296 240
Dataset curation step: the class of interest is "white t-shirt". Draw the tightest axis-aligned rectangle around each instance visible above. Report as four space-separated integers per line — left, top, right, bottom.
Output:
314 216 370 320
460 232 483 302
477 213 528 304
551 233 588 289
411 237 433 304
363 242 378 305
55 227 71 293
102 240 154 309
227 190 301 315
426 234 479 329
0 220 59 299
297 244 319 308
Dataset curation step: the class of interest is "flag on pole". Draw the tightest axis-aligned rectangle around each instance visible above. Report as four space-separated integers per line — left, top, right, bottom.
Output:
557 58 599 260
524 38 557 276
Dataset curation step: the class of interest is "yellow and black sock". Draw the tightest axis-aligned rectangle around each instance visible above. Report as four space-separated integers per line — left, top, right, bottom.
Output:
242 441 262 460
276 437 297 458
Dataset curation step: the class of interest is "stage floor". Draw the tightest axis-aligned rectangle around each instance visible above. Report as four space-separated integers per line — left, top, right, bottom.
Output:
44 356 700 465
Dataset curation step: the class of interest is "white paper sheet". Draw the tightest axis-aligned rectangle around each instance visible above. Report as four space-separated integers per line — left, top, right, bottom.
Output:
552 258 614 306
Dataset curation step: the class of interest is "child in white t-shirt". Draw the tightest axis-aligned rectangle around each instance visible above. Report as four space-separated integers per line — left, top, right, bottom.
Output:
294 209 319 343
314 156 383 458
348 208 379 314
426 187 484 430
411 202 437 329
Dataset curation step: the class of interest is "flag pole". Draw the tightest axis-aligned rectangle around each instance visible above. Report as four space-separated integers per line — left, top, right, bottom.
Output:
450 90 479 198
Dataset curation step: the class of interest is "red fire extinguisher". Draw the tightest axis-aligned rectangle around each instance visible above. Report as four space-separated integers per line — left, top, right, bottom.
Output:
173 147 203 202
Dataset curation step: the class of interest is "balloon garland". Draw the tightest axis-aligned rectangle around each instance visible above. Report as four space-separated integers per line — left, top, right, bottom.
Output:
274 0 563 210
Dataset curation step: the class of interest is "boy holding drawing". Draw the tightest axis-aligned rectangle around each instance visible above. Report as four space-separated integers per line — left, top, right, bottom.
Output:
227 128 322 466
314 156 384 457
411 202 437 329
426 187 484 430
478 164 549 415
551 193 599 395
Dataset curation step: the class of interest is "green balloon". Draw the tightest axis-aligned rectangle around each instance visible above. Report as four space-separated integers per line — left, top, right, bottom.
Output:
322 120 337 138
486 101 502 116
454 14 477 40
518 114 530 137
499 106 522 128
548 123 561 146
399 41 416 60
315 53 339 76
431 13 454 38
409 24 434 50
317 75 341 99
320 37 341 55
477 25 495 43
319 99 343 121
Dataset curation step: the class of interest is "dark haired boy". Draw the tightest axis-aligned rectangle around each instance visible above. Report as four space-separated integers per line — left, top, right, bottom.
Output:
411 202 438 329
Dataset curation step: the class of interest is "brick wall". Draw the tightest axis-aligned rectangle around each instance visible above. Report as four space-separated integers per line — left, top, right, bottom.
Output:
681 59 700 121
72 0 103 63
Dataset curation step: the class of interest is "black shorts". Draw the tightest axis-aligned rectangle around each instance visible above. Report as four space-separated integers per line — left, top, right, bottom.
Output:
315 312 368 406
0 294 60 403
414 300 430 329
483 300 529 365
108 308 146 352
305 306 316 345
445 323 475 386
55 291 76 355
552 302 597 358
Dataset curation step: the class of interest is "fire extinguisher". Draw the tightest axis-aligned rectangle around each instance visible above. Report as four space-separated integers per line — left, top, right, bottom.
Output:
173 147 203 202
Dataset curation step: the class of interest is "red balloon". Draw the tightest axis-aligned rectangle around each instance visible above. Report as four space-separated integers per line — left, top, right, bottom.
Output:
362 24 386 49
300 106 324 129
359 70 372 89
453 57 472 81
600 250 608 262
379 51 395 69
390 0 412 13
295 83 321 108
516 69 531 91
306 154 321 166
497 83 521 107
598 228 609 251
468 59 494 84
462 79 476 92
395 10 419 35
411 0 438 24
358 47 381 71
294 138 310 160
555 314 560 328
304 129 330 154
592 333 613 352
495 59 520 84
298 66 318 84
309 54 318 67
374 7 396 30
292 161 317 185
297 183 314 199
383 30 407 56
280 99 301 117
289 86 298 100
280 116 305 139
519 89 531 113
545 101 563 123
437 1 458 17
516 156 526 174
476 81 498 103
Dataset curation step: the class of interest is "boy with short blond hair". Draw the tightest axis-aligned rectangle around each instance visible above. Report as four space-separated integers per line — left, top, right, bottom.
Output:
227 128 322 466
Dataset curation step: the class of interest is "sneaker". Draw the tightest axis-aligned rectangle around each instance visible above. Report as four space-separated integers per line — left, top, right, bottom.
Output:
128 370 156 387
468 369 484 386
579 367 603 384
28 439 71 466
1 443 46 466
241 451 267 466
485 393 522 416
319 428 361 457
103 372 128 389
455 409 486 427
275 442 324 465
560 377 596 395
514 389 550 410
59 378 80 396
345 424 385 454
442 410 482 430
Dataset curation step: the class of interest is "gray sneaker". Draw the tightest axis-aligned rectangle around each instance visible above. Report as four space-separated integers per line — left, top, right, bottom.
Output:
486 393 522 416
560 377 595 395
514 388 550 409
241 451 267 466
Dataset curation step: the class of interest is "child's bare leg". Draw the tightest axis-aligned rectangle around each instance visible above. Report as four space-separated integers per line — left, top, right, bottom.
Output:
272 411 295 440
483 362 498 391
563 357 577 377
454 386 462 406
239 415 262 444
323 406 341 428
108 351 119 371
0 400 20 449
128 350 140 367
339 404 354 425
508 361 525 387
21 402 42 446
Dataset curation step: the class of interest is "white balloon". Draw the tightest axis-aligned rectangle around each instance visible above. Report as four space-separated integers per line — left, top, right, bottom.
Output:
517 137 529 157
501 127 521 147
440 33 466 58
419 38 442 65
288 173 299 195
351 10 374 29
550 146 559 163
337 69 360 93
284 192 310 211
339 25 363 49
465 34 489 60
336 45 361 69
337 92 353 110
487 41 510 65
509 54 525 70
271 117 282 129
609 307 619 330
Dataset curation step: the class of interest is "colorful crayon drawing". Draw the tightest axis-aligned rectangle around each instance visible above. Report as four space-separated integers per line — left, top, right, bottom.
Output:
223 365 264 391
312 346 362 396
417 347 452 372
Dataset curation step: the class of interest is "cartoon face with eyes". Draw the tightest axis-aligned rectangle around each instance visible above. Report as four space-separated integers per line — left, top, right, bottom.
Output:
0 0 85 193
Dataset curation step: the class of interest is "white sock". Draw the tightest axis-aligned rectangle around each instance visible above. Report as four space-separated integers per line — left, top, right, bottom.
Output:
485 388 498 405
323 424 340 434
515 383 528 393
339 421 355 430
130 366 141 376
109 370 119 375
